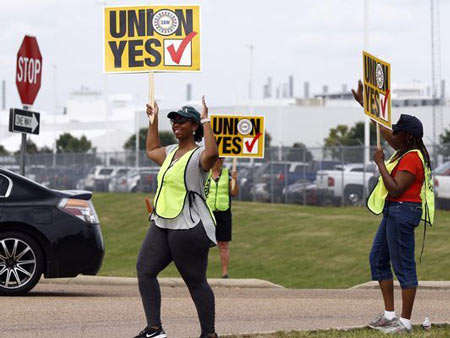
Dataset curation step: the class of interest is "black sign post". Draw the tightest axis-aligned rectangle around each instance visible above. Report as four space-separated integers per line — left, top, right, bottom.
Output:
9 108 40 176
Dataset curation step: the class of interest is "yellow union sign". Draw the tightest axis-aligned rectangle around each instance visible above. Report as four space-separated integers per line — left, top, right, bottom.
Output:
211 115 265 158
363 51 391 128
104 5 201 73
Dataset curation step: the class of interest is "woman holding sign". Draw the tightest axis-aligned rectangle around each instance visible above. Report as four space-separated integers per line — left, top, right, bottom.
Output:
353 81 434 334
205 158 239 278
135 97 219 338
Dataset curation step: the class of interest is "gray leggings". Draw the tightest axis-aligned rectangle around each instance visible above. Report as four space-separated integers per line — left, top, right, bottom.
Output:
136 222 215 334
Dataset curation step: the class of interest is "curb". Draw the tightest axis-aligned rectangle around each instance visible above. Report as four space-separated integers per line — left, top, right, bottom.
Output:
40 276 284 289
349 280 450 290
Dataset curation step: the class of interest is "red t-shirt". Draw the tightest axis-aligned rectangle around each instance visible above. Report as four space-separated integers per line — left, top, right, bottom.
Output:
388 152 424 203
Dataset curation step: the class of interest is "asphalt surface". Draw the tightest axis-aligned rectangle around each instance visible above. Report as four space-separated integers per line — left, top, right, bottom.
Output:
1 280 450 338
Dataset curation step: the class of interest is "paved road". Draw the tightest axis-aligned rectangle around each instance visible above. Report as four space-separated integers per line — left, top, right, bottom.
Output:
1 282 450 338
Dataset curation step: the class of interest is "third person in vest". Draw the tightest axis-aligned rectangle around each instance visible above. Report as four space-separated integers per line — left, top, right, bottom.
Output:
205 158 238 278
353 80 435 334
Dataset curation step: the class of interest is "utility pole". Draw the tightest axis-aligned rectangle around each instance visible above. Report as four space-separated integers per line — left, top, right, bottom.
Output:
363 0 370 164
248 44 254 101
430 0 442 167
363 0 370 202
1 80 5 110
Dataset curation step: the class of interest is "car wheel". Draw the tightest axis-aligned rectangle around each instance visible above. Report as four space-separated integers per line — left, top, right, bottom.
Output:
344 187 364 206
0 232 44 296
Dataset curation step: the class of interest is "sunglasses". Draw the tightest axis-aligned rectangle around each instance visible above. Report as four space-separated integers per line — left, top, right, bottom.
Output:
170 117 192 125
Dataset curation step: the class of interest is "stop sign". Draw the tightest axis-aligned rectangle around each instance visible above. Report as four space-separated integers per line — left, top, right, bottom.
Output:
16 35 42 106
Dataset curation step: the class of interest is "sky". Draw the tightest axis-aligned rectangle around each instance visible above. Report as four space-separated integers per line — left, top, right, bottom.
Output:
0 0 449 114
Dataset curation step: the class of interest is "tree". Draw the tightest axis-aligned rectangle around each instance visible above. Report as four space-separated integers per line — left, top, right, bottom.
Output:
124 129 176 151
286 142 313 162
39 146 53 154
25 139 39 154
56 133 93 153
438 128 450 159
324 121 383 147
323 121 385 162
265 131 272 148
0 145 9 156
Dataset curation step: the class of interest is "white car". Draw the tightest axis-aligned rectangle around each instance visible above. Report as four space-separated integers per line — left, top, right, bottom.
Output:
77 166 130 192
108 167 159 193
434 161 450 209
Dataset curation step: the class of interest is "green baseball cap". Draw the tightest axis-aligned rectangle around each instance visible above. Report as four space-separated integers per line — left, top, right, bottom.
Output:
167 106 204 141
167 106 201 124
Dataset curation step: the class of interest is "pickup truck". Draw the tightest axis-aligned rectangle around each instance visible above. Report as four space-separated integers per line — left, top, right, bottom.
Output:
434 161 450 209
315 163 377 206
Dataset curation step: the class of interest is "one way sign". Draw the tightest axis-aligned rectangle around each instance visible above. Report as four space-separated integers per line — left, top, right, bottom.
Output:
9 108 40 135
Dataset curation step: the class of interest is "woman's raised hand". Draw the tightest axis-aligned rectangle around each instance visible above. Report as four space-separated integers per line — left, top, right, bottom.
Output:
351 80 364 107
201 95 208 119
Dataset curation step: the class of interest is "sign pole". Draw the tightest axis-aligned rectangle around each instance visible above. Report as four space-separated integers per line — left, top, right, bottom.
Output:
20 105 29 176
231 158 237 191
148 72 155 124
376 123 381 149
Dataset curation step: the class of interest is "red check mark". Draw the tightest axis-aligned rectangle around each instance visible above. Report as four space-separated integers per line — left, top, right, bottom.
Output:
245 133 262 153
167 31 197 64
380 89 390 118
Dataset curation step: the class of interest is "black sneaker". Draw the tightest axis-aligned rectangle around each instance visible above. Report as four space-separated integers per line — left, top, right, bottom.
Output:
199 333 219 338
134 326 167 338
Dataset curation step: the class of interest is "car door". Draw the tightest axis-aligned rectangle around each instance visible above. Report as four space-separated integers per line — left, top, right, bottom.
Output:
0 173 13 218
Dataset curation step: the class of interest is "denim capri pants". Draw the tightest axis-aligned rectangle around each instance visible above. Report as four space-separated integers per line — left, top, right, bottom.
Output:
369 201 422 289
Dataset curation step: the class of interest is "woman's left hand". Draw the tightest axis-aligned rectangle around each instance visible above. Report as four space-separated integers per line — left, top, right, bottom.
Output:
201 95 208 119
373 148 385 165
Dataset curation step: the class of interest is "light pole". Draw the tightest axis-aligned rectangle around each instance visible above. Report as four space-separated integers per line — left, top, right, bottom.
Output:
247 44 254 115
363 0 370 201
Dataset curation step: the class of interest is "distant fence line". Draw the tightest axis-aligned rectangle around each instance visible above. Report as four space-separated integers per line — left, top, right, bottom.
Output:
1 144 449 209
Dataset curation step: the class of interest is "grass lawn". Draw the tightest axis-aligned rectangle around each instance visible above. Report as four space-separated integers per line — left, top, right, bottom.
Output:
226 324 449 337
93 193 450 289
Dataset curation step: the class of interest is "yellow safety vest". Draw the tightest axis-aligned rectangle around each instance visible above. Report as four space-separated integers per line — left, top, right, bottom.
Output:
206 168 230 212
367 149 435 226
154 146 199 219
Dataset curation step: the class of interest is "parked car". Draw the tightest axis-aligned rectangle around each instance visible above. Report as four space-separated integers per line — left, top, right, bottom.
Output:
109 167 159 193
0 168 104 295
282 179 333 206
434 161 450 209
315 163 377 206
241 161 316 202
77 166 130 192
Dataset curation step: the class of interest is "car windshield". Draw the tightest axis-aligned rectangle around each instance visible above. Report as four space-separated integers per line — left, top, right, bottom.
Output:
117 168 129 175
99 169 114 175
2 168 49 190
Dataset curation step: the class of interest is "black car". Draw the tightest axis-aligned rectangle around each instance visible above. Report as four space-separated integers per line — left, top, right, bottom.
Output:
0 168 104 295
282 180 333 206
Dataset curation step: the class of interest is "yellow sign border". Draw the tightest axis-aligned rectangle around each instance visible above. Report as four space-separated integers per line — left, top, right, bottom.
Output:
103 4 201 74
210 114 265 159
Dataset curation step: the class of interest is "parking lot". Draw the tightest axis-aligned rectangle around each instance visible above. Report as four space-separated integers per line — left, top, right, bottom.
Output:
3 145 450 209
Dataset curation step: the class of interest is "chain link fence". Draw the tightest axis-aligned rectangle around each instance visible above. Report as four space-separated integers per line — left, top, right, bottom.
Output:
2 143 449 209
